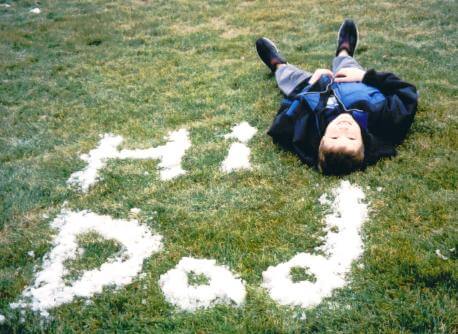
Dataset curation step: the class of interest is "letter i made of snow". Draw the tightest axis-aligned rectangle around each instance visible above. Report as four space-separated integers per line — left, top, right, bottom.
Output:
221 122 257 173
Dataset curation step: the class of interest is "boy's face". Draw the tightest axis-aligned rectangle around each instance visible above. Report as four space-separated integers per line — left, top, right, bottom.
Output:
321 114 363 156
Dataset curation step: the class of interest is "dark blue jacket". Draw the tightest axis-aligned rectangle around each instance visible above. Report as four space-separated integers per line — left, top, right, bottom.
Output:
267 69 418 168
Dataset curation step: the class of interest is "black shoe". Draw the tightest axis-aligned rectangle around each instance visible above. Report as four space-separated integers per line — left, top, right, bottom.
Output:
336 19 358 57
255 37 287 73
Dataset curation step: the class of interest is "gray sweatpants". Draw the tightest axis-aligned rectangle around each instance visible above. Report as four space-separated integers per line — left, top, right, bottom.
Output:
275 55 364 96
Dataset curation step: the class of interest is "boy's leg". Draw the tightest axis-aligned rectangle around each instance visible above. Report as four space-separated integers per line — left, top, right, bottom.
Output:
333 20 362 74
275 64 312 97
332 55 364 75
255 37 311 96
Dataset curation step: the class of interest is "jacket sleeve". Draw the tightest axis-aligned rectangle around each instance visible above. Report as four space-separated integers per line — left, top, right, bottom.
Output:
267 97 321 168
362 69 418 144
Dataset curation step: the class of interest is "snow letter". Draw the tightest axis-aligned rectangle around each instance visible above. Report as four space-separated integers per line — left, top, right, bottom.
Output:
10 210 163 317
67 129 191 192
159 257 246 311
262 181 368 308
221 122 257 173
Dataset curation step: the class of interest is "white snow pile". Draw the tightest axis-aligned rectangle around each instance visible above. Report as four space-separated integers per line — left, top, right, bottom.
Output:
221 143 252 172
30 7 41 14
223 121 258 143
129 208 141 215
67 129 191 192
0 314 5 324
159 257 246 311
262 181 368 308
10 210 163 317
67 134 122 192
221 121 257 173
435 249 448 260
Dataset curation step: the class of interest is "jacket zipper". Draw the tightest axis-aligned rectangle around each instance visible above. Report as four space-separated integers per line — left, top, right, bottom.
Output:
297 81 363 114
331 83 364 114
292 81 366 136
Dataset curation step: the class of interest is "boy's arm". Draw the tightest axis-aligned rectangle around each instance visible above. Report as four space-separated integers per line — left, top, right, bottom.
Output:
362 69 419 144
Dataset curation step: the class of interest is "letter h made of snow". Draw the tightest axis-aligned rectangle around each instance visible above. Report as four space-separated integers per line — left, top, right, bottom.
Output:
67 129 191 193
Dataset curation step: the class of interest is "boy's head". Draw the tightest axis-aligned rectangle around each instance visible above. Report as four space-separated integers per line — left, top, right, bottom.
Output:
318 113 364 175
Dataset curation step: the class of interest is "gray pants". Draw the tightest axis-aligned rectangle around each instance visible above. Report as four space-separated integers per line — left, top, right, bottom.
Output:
275 56 364 96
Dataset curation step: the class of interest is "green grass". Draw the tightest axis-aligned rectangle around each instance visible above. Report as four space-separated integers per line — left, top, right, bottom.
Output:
1 0 457 332
63 232 122 284
290 267 317 284
188 272 210 287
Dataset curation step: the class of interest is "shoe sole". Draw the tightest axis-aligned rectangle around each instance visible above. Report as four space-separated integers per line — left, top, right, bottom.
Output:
261 37 279 53
336 20 358 56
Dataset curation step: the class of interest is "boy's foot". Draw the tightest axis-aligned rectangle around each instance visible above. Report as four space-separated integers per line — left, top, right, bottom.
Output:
336 19 358 57
255 37 287 73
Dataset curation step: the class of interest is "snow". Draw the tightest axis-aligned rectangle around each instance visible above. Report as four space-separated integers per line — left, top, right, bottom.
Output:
221 142 252 172
318 193 331 206
27 251 35 257
221 122 257 173
159 257 246 311
67 134 122 192
130 208 141 214
262 181 368 308
435 249 448 260
224 121 257 143
67 129 191 192
10 210 163 317
30 7 41 14
117 129 191 181
0 314 5 324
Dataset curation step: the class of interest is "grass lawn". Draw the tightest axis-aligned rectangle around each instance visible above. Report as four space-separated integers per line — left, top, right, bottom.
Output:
1 0 457 332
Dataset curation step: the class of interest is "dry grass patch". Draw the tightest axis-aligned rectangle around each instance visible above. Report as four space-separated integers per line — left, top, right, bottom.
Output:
171 16 252 39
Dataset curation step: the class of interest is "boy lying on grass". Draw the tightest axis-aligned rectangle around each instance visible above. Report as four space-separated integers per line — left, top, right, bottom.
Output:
256 19 418 175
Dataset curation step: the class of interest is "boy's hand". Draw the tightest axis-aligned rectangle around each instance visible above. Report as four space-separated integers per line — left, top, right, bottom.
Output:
309 69 334 85
334 68 366 83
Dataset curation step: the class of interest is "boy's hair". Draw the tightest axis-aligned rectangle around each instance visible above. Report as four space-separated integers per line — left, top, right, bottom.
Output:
318 141 365 176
